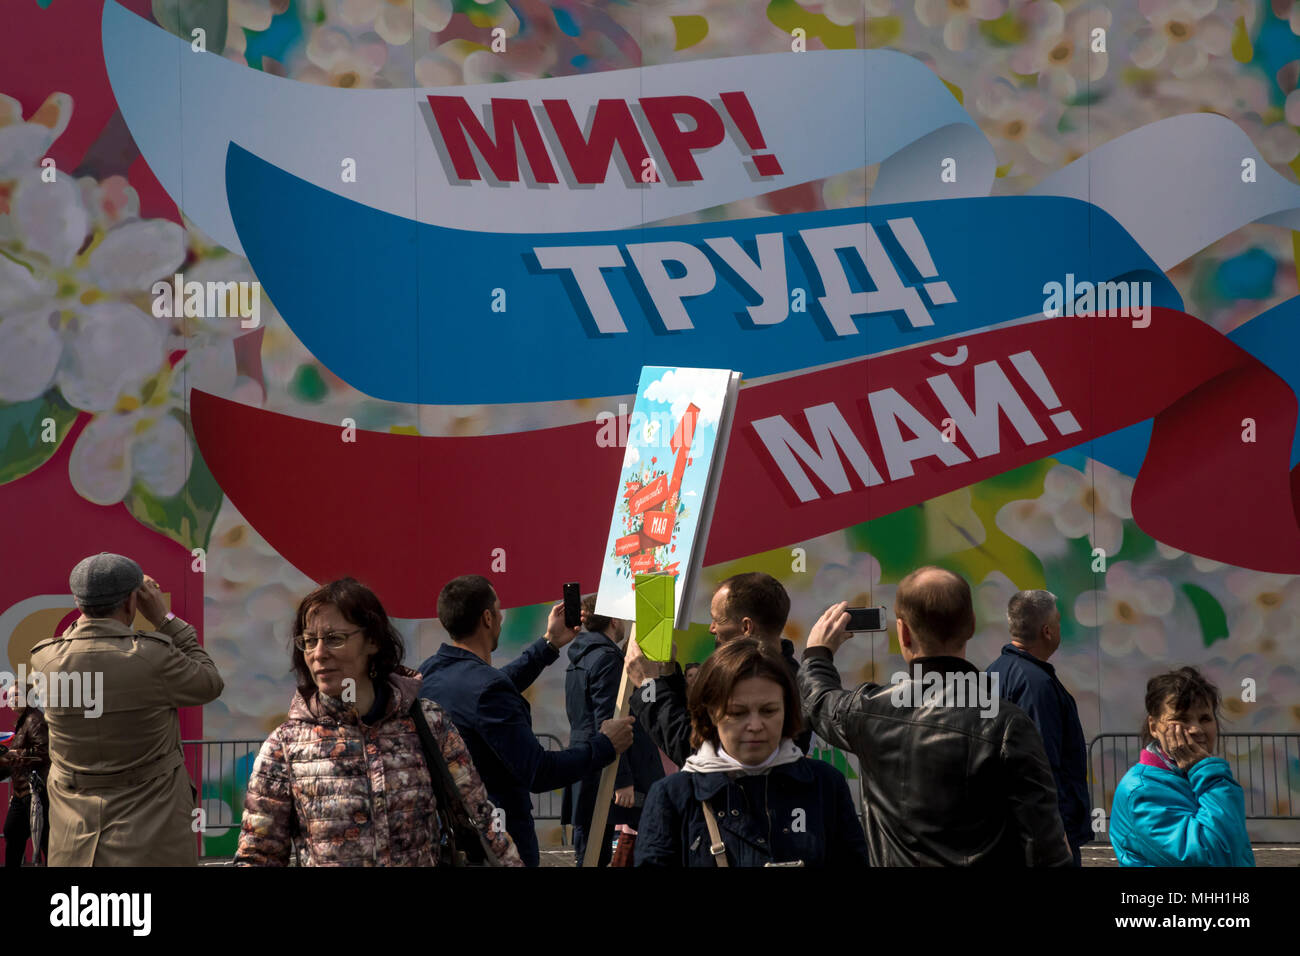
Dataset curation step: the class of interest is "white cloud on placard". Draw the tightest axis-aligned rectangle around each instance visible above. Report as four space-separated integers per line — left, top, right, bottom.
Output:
643 368 728 428
623 443 640 467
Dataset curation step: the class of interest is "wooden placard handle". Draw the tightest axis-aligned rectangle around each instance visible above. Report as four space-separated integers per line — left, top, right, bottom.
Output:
580 623 637 868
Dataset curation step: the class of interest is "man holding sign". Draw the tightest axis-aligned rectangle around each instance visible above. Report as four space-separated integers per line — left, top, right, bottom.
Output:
627 572 812 767
566 595 664 866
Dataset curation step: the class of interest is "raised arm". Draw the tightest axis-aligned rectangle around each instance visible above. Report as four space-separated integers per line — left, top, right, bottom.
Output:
151 616 225 706
797 647 865 755
133 576 223 706
628 667 693 767
476 680 618 793
499 638 558 693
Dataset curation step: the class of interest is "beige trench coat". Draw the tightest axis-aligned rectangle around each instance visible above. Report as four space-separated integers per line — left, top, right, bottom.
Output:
28 615 224 866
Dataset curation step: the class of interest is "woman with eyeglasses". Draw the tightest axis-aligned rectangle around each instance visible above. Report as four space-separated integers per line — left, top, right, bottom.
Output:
235 577 522 866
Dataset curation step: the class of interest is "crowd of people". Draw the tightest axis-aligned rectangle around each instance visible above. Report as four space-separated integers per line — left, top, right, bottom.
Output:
0 552 1256 868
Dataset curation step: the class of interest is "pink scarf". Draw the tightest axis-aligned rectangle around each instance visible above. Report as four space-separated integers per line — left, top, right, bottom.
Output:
1139 741 1182 772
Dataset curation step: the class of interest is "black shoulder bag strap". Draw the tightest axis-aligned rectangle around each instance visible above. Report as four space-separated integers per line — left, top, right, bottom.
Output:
408 699 501 867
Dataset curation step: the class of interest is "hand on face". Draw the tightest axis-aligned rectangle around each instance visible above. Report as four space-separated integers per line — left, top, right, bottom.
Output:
1157 720 1213 771
1151 697 1216 771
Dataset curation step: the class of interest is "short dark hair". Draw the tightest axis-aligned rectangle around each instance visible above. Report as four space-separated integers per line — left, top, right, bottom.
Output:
581 593 612 635
684 662 701 676
717 572 790 639
1141 666 1222 747
437 575 497 639
895 566 974 649
78 597 128 619
291 578 405 693
687 639 802 752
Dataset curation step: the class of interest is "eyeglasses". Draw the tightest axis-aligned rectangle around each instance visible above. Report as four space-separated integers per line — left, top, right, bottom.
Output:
294 628 362 653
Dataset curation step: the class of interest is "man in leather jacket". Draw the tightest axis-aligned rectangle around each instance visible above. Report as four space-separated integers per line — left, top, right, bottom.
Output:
800 566 1072 867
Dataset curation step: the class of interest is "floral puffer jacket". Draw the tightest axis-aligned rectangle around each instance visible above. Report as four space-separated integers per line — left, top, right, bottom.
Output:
235 667 522 866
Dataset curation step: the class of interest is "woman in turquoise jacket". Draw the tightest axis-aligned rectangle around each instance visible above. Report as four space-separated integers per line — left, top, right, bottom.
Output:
1110 667 1255 867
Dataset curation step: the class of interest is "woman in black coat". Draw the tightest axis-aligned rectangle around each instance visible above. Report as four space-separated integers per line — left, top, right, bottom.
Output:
634 639 868 867
565 598 664 866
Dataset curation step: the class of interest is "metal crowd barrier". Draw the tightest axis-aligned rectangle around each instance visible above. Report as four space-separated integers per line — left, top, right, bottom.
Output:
178 734 574 857
1088 733 1299 820
182 737 268 856
5 731 1292 862
533 733 567 824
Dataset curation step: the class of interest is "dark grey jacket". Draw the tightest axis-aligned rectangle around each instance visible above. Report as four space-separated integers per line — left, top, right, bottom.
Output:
634 756 869 867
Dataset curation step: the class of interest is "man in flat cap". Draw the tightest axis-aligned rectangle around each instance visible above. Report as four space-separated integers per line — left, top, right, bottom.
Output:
29 553 224 866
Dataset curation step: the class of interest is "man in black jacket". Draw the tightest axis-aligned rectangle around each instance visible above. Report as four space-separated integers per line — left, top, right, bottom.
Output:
626 572 812 766
800 566 1072 867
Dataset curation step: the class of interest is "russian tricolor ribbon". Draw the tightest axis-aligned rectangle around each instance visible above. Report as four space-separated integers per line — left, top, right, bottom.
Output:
193 306 1300 616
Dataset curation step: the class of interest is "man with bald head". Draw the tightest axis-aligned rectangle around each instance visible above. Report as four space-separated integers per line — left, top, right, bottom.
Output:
800 566 1071 866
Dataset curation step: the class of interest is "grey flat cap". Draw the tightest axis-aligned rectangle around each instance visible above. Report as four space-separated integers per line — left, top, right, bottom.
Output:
70 553 143 607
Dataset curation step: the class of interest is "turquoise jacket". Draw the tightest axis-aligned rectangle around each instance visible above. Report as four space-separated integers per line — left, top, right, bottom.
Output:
1109 757 1255 866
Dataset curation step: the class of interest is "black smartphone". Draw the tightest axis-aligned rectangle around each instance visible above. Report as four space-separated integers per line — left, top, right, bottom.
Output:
563 582 582 628
845 606 887 632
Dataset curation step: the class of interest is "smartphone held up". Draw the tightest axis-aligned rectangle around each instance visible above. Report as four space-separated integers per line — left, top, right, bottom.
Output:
563 582 582 629
845 606 888 632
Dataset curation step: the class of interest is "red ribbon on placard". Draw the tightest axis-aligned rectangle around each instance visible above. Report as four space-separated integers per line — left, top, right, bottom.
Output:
628 475 669 516
614 534 642 556
192 310 1300 617
641 510 674 545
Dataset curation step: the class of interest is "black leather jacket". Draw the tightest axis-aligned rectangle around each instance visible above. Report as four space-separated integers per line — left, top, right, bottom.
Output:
799 648 1072 867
